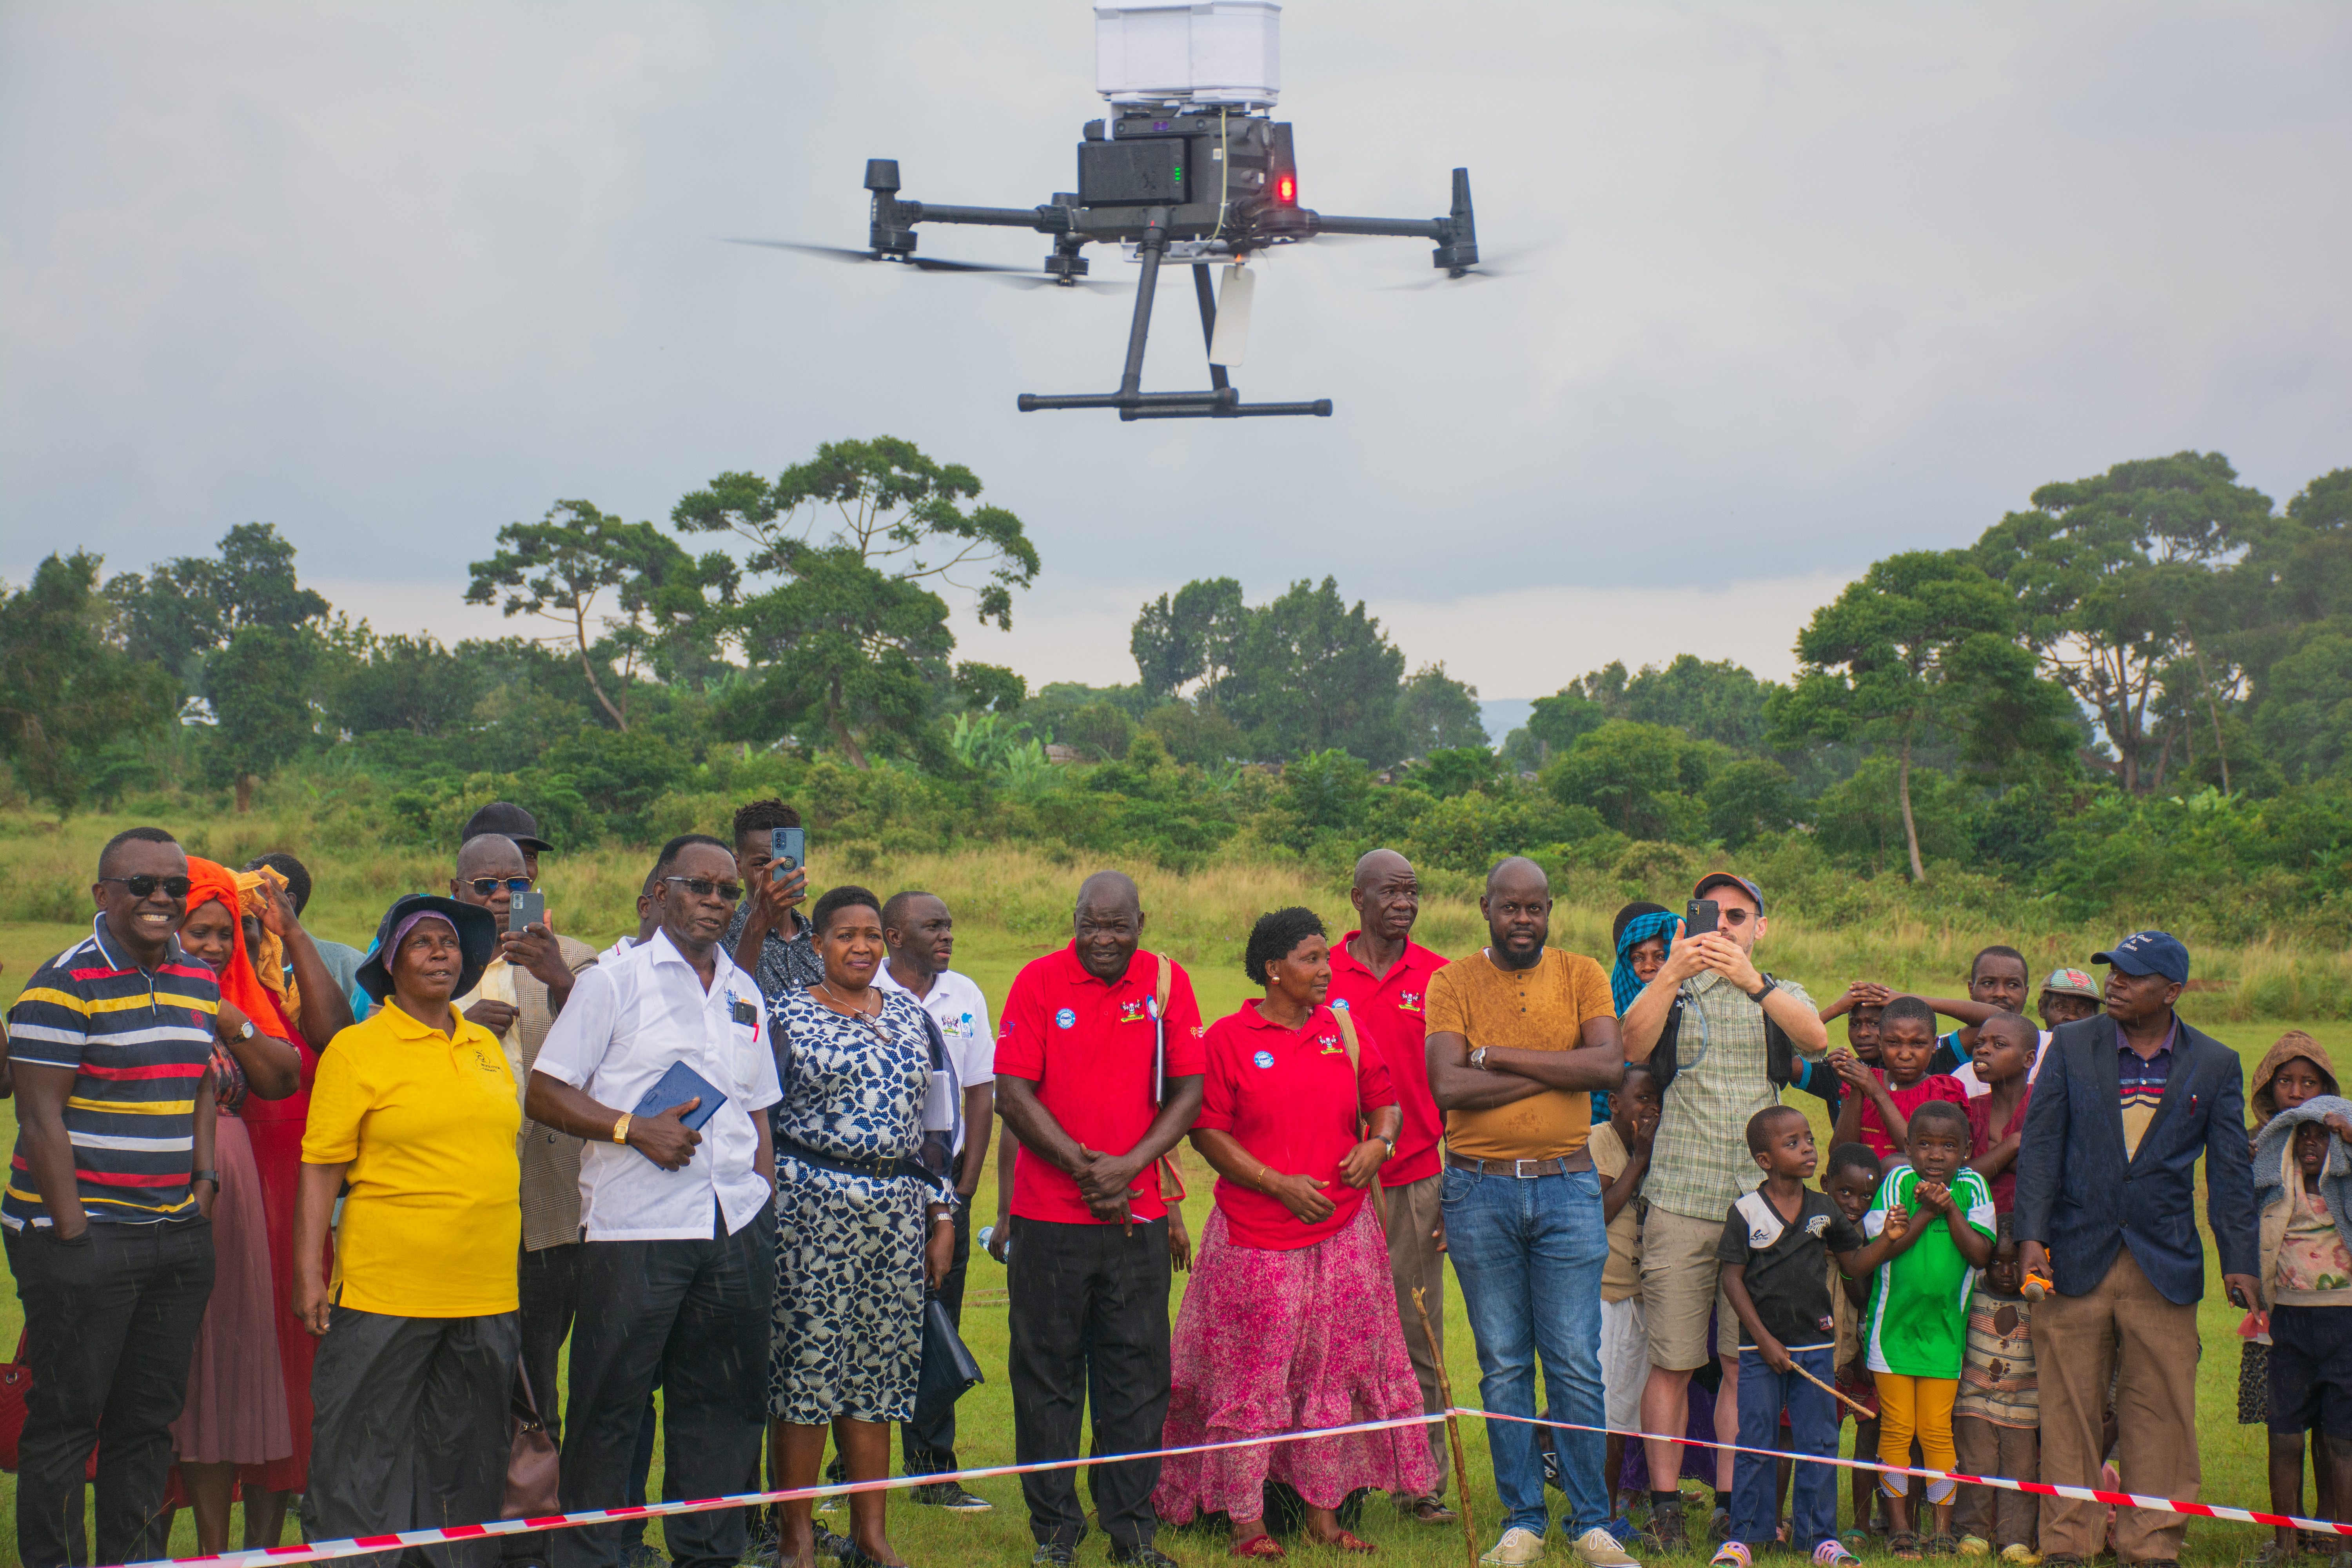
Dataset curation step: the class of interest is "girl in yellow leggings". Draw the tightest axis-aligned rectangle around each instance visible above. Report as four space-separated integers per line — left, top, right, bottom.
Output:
1877 1374 1960 1540
1859 1087 1998 1553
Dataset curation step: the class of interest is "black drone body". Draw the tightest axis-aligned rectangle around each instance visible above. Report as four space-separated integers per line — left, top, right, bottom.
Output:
746 107 1482 420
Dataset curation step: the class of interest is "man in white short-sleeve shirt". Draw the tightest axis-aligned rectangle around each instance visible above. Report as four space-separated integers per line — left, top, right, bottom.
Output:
873 889 997 1507
527 835 781 1568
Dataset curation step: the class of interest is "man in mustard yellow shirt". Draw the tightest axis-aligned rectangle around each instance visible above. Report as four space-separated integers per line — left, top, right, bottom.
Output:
295 893 521 1567
1426 857 1632 1568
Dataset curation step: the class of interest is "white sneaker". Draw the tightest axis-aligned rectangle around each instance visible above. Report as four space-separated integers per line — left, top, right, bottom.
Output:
1483 1527 1549 1566
1575 1526 1643 1568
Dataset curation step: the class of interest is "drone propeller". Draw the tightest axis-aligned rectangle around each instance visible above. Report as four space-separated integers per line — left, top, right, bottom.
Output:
727 239 1029 275
1379 243 1543 290
728 239 1130 290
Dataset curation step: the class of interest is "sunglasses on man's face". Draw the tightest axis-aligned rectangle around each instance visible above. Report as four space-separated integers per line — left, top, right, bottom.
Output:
100 875 192 901
664 876 744 902
465 877 534 897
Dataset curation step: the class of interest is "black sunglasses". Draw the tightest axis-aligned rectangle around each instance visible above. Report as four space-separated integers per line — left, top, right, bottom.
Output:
100 875 192 900
663 876 744 902
465 877 534 897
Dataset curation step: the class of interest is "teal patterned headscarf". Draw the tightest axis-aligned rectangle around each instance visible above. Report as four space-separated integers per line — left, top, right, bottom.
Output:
1611 904 1679 1017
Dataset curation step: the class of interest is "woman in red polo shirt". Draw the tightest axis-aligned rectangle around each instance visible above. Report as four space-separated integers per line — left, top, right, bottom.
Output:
1153 907 1434 1557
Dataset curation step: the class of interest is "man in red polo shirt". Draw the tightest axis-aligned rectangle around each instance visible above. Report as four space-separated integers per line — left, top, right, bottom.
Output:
1327 846 1457 1525
996 871 1205 1568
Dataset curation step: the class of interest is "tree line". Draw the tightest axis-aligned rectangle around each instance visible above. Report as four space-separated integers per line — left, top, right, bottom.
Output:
1 443 2346 935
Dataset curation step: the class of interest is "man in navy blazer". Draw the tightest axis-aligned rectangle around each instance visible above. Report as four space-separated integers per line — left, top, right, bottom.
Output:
2013 930 2259 1568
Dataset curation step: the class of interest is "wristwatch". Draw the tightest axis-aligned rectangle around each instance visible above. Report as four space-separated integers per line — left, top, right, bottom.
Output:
1469 1046 1491 1072
191 1169 220 1187
611 1112 633 1145
1748 977 1779 1005
230 1019 255 1042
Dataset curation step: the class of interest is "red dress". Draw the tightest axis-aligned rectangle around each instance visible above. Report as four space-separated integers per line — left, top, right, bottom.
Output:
235 984 327 1495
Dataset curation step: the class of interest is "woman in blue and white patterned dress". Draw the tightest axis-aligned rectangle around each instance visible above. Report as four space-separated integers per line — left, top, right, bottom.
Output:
766 883 957 1568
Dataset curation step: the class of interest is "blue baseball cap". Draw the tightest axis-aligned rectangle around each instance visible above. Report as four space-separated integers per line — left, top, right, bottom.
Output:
1693 872 1765 913
2091 930 2190 985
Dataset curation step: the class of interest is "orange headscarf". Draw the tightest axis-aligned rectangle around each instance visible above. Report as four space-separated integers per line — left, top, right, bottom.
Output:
183 857 299 1040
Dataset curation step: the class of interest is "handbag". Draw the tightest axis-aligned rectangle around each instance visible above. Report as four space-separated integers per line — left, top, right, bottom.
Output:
503 1362 561 1520
916 1297 984 1411
1329 1002 1386 1236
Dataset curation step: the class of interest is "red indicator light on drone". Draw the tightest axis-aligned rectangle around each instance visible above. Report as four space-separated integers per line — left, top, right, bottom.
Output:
1274 172 1296 205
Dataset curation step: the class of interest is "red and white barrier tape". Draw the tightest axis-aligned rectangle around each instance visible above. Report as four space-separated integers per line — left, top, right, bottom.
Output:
1480 1407 2352 1539
120 1405 2348 1567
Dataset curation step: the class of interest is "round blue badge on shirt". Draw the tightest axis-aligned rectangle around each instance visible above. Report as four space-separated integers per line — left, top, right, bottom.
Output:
1252 1050 1276 1069
1055 1007 1077 1029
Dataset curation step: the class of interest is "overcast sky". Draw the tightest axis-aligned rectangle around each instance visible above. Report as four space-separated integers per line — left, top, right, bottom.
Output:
4 0 2347 707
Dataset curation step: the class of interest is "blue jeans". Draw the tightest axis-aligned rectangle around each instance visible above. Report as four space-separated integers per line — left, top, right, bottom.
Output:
1441 1165 1609 1537
1731 1345 1838 1552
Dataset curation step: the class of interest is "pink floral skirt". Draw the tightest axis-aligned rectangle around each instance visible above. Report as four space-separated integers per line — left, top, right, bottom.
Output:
1153 1201 1436 1522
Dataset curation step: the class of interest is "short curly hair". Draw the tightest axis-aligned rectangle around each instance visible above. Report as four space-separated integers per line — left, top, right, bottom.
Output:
811 883 882 937
731 797 801 843
1244 906 1327 986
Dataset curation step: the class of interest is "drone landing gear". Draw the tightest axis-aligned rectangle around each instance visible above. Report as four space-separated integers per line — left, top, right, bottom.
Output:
1017 209 1331 420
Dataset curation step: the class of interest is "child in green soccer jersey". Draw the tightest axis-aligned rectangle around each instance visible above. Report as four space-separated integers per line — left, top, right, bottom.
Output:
1862 1099 1998 1555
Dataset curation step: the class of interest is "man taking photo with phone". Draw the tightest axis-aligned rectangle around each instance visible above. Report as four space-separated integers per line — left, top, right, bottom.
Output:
726 799 821 1002
1620 873 1826 1553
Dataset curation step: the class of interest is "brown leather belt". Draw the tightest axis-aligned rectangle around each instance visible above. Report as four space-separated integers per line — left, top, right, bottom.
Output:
1445 1150 1595 1177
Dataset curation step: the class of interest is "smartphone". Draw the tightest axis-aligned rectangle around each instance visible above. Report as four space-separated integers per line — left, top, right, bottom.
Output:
769 825 805 876
1685 898 1719 937
510 889 546 935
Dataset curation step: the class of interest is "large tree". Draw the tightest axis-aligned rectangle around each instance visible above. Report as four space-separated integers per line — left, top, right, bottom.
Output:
466 500 736 731
107 522 330 694
1971 451 2274 792
1773 550 2077 881
0 552 178 819
719 547 955 769
1130 577 1247 705
1222 577 1409 764
1397 662 1488 755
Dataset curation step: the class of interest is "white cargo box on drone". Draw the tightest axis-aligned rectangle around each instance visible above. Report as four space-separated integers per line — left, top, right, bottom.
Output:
1094 0 1281 109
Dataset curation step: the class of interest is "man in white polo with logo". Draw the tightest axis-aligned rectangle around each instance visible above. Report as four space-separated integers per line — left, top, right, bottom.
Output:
875 888 998 1512
527 833 781 1568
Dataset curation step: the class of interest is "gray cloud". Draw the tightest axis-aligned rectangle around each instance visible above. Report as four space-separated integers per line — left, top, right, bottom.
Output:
3 0 2346 699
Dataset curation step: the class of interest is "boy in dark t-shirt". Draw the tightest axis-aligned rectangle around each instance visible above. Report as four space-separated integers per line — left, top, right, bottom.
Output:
1714 1107 1910 1568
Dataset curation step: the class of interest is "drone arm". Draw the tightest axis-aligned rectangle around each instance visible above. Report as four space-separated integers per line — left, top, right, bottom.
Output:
1305 213 1447 239
901 201 1075 234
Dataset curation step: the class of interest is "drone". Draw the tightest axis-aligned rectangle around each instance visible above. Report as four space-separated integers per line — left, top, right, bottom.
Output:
738 1 1488 419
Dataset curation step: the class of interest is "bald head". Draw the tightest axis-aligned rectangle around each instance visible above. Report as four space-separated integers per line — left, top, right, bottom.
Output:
1350 848 1421 948
457 834 527 880
452 834 528 918
1074 869 1145 982
1486 855 1548 898
1076 870 1140 919
1482 856 1552 971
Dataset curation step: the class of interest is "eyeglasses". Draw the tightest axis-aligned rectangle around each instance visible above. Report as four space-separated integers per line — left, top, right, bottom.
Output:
99 875 192 900
465 877 535 897
1720 908 1754 927
663 876 744 902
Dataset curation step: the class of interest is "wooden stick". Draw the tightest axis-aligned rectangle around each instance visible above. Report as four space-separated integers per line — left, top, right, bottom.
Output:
1789 1357 1873 1420
1412 1287 1479 1568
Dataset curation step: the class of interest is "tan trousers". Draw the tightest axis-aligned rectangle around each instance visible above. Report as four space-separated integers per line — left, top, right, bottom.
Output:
1383 1172 1451 1500
2029 1247 2201 1561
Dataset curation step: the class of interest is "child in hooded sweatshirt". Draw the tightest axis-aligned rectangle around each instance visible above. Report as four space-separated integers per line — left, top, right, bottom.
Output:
2250 1042 2352 1568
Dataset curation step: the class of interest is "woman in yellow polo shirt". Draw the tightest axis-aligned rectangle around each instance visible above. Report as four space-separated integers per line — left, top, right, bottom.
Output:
293 893 520 1564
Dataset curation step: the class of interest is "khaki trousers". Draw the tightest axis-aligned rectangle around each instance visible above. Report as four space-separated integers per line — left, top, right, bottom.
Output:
2029 1247 2201 1561
1383 1172 1451 1500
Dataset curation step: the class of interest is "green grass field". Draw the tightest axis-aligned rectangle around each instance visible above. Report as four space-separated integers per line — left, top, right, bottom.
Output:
0 836 2341 1566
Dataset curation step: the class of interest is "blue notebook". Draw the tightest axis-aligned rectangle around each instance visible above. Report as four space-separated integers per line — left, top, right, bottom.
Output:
632 1060 727 1134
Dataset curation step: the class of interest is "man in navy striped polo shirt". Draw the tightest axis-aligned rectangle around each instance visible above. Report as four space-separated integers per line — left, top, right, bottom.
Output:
5 825 220 1568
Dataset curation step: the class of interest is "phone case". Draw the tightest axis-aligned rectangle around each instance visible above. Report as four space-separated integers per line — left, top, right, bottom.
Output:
632 1060 728 1133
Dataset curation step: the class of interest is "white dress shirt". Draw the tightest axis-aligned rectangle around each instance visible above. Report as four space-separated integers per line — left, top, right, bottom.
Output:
534 928 782 1242
873 963 994 1155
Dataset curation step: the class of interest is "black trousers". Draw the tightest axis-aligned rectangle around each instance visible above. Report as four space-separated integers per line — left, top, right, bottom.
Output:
555 1206 775 1568
504 1242 581 1561
901 1202 973 1475
1007 1215 1173 1551
5 1218 214 1568
303 1305 521 1568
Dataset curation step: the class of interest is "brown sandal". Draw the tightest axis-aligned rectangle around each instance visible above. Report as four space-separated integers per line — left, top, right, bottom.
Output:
1408 1498 1458 1525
